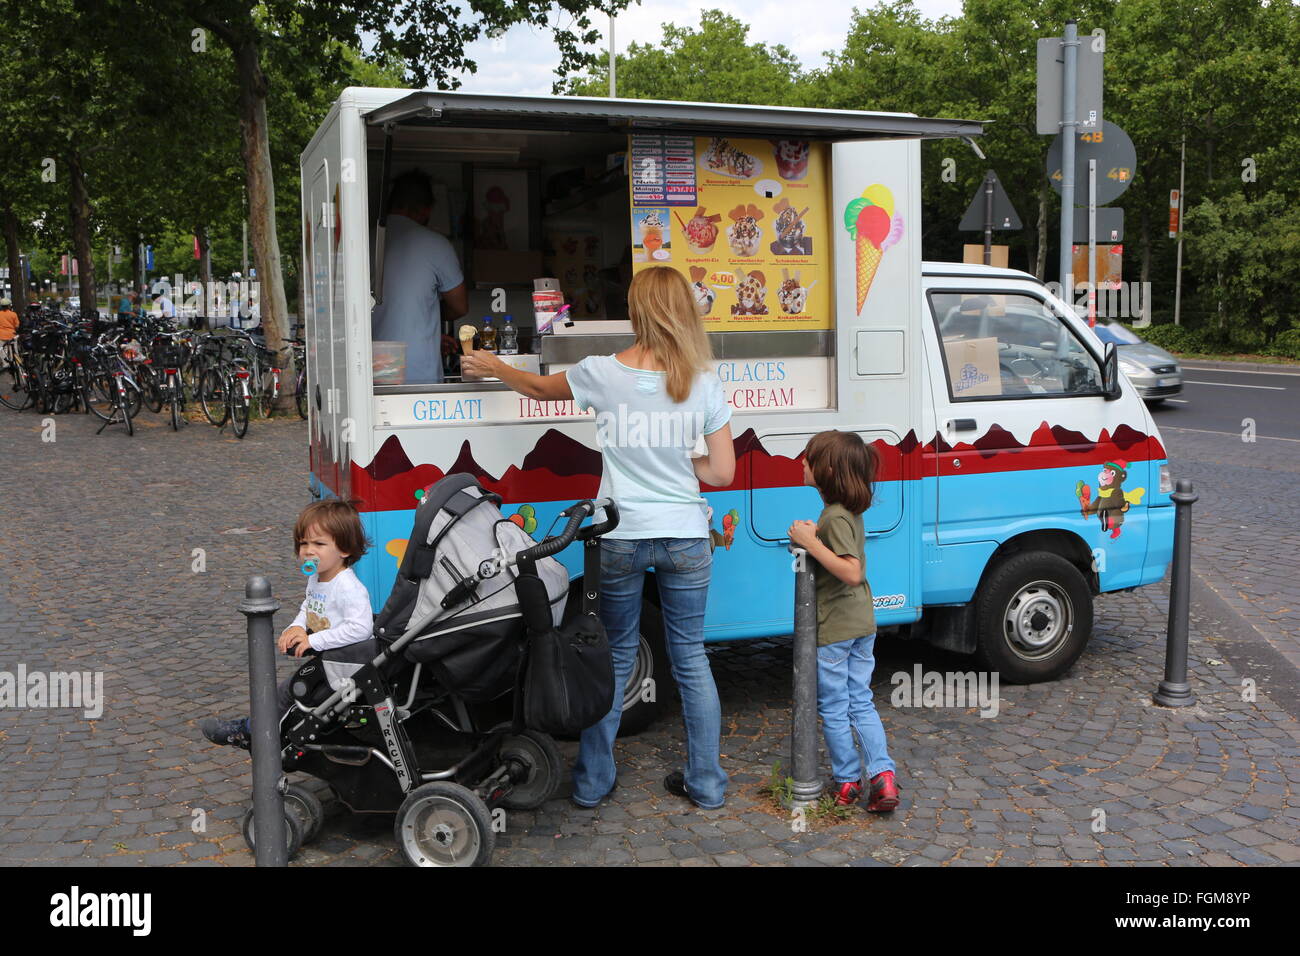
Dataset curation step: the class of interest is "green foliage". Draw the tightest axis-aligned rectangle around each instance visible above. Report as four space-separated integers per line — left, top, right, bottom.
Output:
1182 191 1300 344
760 763 855 823
564 10 804 105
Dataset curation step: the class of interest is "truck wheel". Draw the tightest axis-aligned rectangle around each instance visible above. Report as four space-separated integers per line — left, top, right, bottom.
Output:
974 550 1092 684
616 599 674 737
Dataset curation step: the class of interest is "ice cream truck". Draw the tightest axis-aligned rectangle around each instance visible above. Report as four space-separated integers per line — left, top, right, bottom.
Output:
301 88 1174 732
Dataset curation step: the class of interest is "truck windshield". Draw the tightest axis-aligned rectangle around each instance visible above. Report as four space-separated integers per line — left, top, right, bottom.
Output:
930 291 1104 400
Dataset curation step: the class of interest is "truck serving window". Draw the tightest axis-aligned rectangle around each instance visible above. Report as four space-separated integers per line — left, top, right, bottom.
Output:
929 291 1103 401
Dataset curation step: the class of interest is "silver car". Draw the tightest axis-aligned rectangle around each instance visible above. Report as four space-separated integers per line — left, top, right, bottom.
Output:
1092 319 1183 404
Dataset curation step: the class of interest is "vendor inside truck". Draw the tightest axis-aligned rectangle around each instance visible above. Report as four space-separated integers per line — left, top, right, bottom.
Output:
371 169 469 384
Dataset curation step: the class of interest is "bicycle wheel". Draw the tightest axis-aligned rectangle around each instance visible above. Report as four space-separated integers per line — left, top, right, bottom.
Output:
259 368 279 419
116 375 134 437
231 377 250 438
168 376 181 431
199 367 229 426
86 372 117 421
123 375 143 419
295 369 307 419
139 365 164 414
29 360 51 414
0 355 33 410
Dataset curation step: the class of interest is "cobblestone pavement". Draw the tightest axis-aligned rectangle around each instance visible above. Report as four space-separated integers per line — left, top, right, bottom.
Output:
0 409 1296 867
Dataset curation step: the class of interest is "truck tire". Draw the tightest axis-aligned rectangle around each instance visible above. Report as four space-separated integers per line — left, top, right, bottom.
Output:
974 550 1092 684
616 598 674 737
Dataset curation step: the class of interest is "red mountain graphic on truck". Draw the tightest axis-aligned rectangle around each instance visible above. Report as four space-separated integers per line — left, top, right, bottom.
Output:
344 423 1166 513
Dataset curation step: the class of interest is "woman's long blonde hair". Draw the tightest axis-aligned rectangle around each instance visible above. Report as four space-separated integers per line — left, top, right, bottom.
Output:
626 266 714 402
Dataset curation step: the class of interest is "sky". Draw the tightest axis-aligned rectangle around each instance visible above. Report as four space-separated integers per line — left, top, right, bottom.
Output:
451 0 965 96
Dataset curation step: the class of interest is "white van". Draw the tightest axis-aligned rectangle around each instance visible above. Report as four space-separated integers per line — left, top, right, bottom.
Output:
302 89 1174 732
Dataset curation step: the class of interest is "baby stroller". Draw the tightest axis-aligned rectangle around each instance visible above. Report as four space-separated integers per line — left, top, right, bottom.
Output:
245 474 618 866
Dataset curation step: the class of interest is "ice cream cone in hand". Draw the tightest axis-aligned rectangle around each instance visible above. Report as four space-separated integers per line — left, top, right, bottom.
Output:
458 324 477 356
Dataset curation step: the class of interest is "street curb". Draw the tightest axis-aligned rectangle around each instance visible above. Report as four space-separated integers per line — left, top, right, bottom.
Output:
1178 359 1300 374
1190 571 1300 723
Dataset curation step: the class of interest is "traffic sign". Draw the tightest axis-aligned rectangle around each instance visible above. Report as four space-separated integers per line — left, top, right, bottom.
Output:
958 171 1023 231
1036 36 1104 134
1047 121 1135 205
1073 207 1123 243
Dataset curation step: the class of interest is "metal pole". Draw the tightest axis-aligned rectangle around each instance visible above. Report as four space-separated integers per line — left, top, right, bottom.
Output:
1154 479 1197 707
1088 158 1097 326
240 575 288 865
982 172 993 265
788 548 822 807
1059 20 1079 299
609 15 616 98
1173 133 1186 326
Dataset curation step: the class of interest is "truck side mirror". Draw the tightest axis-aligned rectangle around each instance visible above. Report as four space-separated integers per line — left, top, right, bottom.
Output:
1101 342 1122 401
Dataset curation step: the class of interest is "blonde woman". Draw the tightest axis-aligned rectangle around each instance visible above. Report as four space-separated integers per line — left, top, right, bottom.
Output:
462 266 735 810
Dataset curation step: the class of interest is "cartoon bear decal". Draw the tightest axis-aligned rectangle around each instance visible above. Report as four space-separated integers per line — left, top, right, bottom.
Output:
1076 460 1145 539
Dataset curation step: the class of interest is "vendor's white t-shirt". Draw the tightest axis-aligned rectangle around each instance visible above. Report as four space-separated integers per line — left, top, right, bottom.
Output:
566 354 731 539
290 566 374 651
371 213 463 384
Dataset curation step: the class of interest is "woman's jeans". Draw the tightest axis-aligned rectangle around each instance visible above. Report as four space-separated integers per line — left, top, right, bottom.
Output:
572 537 727 809
816 634 896 783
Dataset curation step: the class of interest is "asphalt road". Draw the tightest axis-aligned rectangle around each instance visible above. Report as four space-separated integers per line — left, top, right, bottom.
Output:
1151 365 1300 441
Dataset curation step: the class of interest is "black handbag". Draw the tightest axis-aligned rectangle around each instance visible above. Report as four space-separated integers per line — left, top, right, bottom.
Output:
523 613 615 736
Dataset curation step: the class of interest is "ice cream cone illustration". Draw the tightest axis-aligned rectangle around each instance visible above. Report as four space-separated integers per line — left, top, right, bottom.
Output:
844 186 902 314
855 241 882 312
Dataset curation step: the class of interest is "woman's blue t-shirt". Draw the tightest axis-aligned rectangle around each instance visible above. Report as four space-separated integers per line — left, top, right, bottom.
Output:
565 354 731 539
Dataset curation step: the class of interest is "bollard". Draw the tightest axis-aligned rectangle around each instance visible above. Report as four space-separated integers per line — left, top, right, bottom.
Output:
239 574 287 865
1154 479 1197 708
788 548 823 808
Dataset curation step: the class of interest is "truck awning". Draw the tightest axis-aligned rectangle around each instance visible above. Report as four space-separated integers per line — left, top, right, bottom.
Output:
364 90 983 141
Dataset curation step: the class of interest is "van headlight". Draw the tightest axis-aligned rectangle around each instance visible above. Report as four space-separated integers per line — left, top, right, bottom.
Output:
1159 464 1173 494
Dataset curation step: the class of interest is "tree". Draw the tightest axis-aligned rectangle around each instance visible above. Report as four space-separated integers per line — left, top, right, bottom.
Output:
564 9 805 105
164 0 631 361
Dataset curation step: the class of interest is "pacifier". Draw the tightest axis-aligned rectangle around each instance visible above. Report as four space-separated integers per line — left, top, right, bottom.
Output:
300 559 318 576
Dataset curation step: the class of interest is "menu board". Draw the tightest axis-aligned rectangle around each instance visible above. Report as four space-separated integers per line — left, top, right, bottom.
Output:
629 135 831 332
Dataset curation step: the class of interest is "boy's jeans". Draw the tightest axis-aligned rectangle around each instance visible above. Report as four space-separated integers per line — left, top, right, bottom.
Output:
816 634 896 783
572 537 727 809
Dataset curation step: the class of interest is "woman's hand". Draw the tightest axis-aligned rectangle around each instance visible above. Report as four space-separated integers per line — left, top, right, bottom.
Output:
788 519 819 550
459 348 504 379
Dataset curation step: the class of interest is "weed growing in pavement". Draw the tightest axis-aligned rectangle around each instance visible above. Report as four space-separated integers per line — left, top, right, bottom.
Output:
760 762 856 825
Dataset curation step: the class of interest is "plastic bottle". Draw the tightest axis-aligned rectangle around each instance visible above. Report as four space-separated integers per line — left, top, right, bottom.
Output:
499 314 518 355
480 316 497 352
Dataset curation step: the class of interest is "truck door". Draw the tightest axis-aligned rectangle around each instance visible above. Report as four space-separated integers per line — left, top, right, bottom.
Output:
308 161 342 497
922 285 1150 592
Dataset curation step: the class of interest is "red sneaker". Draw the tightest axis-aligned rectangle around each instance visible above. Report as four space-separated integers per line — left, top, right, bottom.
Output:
831 781 862 806
865 771 899 812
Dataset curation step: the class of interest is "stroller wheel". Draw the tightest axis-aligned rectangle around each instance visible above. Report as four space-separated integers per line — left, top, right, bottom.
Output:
282 783 325 844
395 782 495 867
241 804 304 861
495 730 562 811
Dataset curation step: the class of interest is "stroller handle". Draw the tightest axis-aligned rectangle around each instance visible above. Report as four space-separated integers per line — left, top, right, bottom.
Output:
517 497 619 564
578 497 620 540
